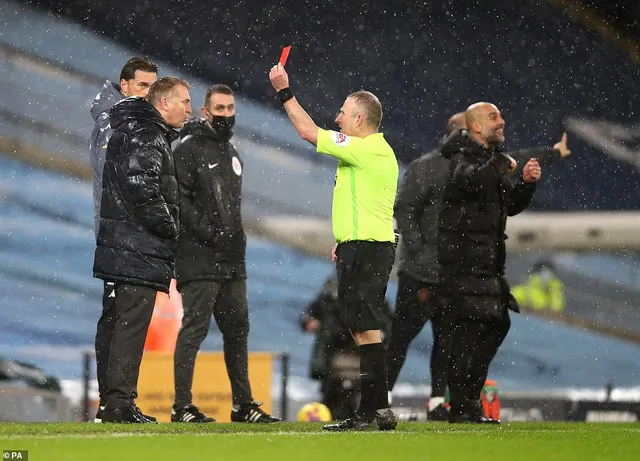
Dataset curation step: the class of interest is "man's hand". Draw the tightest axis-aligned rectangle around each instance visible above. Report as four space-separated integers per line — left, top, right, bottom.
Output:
269 63 290 91
553 132 572 158
304 317 320 333
331 243 338 262
523 158 542 183
506 154 517 173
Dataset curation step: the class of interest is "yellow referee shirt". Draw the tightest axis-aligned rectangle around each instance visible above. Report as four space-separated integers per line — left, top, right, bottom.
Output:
316 128 398 243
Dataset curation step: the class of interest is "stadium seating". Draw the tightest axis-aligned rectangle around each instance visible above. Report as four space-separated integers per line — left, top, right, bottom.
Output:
18 0 640 211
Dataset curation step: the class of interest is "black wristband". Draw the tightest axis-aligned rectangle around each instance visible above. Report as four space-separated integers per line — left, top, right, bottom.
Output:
278 87 294 103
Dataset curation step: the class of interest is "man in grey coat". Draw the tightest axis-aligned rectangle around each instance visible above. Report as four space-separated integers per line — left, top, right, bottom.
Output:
89 57 158 237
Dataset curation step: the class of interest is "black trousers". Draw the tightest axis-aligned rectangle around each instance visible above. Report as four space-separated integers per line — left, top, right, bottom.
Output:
96 281 156 409
448 311 511 415
95 281 117 406
386 275 450 396
174 279 252 408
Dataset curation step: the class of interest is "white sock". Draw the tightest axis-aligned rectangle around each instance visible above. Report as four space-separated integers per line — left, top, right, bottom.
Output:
388 391 393 406
428 397 445 411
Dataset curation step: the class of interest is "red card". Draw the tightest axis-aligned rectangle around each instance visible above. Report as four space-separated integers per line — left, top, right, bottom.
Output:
279 46 291 66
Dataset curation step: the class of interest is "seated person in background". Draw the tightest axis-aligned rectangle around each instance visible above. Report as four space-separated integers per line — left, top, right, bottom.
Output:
300 276 393 420
512 259 564 312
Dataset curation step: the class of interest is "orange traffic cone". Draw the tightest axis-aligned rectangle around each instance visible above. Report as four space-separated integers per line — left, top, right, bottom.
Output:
144 279 183 352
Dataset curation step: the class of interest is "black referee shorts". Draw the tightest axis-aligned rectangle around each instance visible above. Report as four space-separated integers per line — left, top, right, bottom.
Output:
335 240 395 332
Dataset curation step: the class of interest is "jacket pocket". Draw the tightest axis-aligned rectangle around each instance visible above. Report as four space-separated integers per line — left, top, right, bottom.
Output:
464 233 496 275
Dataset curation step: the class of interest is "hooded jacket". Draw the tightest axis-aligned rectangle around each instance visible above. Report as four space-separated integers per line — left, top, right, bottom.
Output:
173 118 246 286
89 81 124 237
93 97 179 293
437 130 536 319
395 137 558 286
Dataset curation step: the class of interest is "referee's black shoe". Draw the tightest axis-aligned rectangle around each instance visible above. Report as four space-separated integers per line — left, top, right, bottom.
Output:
323 409 397 432
323 415 375 432
375 409 397 431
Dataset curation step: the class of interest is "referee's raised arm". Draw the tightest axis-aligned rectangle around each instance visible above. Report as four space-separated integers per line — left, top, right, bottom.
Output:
269 64 319 145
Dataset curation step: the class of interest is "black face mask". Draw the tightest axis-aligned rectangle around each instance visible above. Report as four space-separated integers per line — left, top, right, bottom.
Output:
209 115 235 135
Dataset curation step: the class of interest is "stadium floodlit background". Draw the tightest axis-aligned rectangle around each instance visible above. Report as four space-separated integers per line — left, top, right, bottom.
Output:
0 0 639 423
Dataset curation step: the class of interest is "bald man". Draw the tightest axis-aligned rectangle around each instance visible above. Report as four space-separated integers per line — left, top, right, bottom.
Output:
389 109 569 421
437 102 541 423
448 111 571 174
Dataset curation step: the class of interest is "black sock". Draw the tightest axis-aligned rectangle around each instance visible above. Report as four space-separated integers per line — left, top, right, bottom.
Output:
357 342 386 421
376 343 390 410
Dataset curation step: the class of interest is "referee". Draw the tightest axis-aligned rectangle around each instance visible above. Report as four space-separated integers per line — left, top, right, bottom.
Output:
269 64 399 431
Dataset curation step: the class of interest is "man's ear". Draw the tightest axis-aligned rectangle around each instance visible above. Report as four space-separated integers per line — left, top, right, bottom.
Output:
120 79 129 97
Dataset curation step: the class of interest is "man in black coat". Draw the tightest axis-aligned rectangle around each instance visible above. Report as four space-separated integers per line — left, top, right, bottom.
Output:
89 57 158 424
439 102 541 423
387 113 570 420
171 84 279 424
93 76 192 423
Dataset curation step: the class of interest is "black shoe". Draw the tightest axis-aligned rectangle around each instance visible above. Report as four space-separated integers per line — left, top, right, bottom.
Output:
323 415 375 432
135 406 157 423
94 405 105 423
427 404 450 421
467 399 500 424
171 404 215 423
231 402 280 423
102 405 155 424
449 400 500 424
375 409 397 431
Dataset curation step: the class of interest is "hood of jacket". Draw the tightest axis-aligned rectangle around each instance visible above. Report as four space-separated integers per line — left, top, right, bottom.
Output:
179 117 233 142
90 80 123 121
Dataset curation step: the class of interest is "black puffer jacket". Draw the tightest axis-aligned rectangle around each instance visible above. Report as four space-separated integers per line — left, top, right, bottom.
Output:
173 119 246 286
395 142 557 286
93 97 179 293
437 130 536 320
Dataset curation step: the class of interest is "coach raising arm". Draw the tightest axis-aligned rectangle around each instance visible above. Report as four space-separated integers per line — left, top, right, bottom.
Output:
269 64 399 432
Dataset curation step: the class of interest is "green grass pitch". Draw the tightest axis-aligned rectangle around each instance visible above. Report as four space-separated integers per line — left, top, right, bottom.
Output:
1 422 639 461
